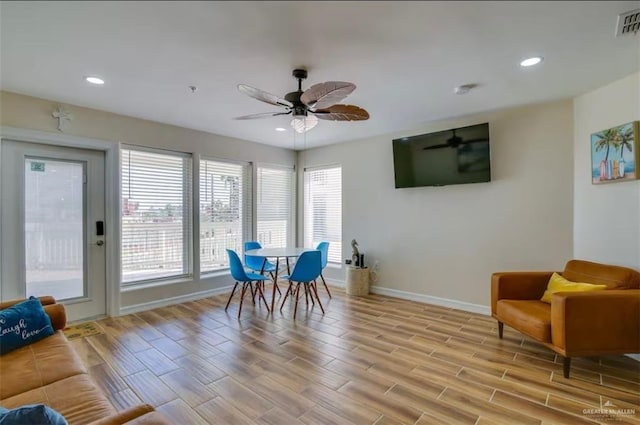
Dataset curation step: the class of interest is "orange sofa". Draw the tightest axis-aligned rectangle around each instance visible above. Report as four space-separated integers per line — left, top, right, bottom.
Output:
491 259 640 378
0 297 170 425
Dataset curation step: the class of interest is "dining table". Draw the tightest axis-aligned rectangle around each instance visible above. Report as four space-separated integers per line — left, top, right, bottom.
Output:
244 247 316 313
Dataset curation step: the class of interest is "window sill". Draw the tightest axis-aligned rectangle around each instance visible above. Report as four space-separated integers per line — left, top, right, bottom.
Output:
200 269 231 280
120 276 194 292
327 263 343 270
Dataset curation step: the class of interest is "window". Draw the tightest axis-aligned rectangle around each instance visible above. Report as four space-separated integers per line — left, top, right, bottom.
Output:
121 148 192 284
256 165 295 248
304 166 342 264
199 159 251 273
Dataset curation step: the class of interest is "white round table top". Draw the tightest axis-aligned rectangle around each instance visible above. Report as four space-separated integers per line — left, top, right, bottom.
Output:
245 247 315 258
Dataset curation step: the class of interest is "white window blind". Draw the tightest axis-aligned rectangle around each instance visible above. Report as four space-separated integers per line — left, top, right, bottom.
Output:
200 159 251 273
121 148 192 284
304 166 342 264
257 166 295 248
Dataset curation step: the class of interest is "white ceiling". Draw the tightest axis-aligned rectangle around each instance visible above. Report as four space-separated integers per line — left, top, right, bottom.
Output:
1 1 639 149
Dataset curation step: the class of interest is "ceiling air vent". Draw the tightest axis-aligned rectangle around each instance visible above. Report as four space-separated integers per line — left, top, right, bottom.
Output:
616 9 640 36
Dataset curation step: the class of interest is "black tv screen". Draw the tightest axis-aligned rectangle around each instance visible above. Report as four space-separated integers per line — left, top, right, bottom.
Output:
392 123 491 188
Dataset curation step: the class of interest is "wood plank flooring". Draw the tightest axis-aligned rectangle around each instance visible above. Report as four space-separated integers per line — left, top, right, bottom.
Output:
70 287 640 425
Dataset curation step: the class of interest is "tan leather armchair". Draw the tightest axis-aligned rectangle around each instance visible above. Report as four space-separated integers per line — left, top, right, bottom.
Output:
491 260 640 378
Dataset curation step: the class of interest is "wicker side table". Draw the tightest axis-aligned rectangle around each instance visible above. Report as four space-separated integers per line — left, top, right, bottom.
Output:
346 266 370 296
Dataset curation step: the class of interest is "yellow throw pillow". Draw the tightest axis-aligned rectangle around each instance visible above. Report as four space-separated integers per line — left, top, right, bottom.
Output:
540 272 607 303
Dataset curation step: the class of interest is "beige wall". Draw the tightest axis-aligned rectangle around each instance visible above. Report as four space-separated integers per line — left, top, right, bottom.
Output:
1 91 296 310
573 72 640 269
299 99 575 307
1 91 294 164
0 90 580 311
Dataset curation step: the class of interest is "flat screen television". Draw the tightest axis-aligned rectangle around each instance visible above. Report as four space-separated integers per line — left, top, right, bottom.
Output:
392 122 491 188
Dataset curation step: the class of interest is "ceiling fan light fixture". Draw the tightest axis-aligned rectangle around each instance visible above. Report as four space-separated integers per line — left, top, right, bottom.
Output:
291 114 318 133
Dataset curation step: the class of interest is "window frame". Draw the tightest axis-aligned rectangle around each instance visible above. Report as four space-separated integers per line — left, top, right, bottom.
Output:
303 164 342 266
120 145 193 287
198 156 253 275
254 163 296 249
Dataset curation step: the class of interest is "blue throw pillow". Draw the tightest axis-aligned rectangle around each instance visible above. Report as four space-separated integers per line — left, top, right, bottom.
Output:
0 297 54 355
0 404 68 425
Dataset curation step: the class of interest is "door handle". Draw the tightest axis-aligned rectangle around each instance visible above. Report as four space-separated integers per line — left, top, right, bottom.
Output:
96 240 104 246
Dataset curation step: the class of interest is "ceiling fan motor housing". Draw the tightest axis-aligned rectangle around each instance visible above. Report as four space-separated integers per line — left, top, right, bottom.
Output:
287 68 309 116
285 91 307 116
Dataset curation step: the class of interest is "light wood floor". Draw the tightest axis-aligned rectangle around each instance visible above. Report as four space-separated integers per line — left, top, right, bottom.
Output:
70 286 640 425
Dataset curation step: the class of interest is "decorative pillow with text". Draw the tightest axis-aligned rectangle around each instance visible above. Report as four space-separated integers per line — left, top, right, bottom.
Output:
0 296 54 355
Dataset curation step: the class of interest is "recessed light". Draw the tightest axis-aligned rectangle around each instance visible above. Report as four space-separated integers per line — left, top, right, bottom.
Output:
85 76 105 85
520 57 543 67
275 127 287 132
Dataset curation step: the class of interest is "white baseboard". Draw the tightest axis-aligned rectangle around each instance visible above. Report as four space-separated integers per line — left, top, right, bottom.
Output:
119 285 233 316
325 278 490 316
325 278 345 288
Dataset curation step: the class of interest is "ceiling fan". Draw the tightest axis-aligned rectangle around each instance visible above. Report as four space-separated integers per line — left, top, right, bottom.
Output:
234 69 369 133
423 129 488 150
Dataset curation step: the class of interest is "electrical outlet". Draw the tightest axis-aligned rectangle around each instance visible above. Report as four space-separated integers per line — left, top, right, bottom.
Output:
370 261 380 283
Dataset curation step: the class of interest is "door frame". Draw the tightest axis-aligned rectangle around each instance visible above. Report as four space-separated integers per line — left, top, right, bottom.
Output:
0 126 120 317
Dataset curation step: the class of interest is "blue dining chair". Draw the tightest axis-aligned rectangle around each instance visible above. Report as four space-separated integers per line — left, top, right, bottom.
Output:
244 241 277 274
316 242 332 298
226 249 269 318
279 250 324 319
244 241 280 295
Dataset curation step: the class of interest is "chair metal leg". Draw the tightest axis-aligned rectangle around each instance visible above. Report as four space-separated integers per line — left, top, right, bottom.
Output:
310 281 325 314
265 270 281 296
238 282 249 319
280 282 293 311
256 281 270 312
304 282 309 306
498 321 504 339
225 282 239 311
250 283 257 305
320 274 332 298
293 283 301 320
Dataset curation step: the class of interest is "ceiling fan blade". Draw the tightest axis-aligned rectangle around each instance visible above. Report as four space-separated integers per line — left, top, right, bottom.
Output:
423 144 450 150
237 84 293 108
313 104 369 121
301 82 356 110
459 138 489 144
233 111 292 120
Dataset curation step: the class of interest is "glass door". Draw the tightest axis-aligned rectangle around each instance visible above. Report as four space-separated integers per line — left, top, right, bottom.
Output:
1 140 106 321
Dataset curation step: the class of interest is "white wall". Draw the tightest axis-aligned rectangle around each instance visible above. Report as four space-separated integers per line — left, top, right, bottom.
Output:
573 72 640 269
299 100 575 307
0 91 296 311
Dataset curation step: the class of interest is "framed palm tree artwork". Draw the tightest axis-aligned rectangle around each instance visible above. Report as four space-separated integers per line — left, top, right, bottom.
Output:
591 121 639 184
